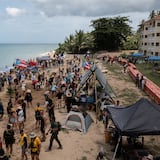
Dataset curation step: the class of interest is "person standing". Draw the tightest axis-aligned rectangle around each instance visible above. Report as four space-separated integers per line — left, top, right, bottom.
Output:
34 103 42 129
29 132 41 160
65 91 73 113
46 119 62 151
16 105 25 131
19 129 28 160
44 94 55 122
0 99 4 120
135 73 140 88
21 99 27 122
3 124 15 157
24 89 33 107
39 110 47 142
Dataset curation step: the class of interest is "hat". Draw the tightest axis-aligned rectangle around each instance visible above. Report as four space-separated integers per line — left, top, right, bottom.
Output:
29 132 37 138
27 89 31 93
66 91 72 97
147 154 153 160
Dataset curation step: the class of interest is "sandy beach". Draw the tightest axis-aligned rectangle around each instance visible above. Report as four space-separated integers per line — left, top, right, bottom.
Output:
0 52 157 160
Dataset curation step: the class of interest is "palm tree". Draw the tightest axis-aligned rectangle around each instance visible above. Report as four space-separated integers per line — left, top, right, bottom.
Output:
56 30 94 54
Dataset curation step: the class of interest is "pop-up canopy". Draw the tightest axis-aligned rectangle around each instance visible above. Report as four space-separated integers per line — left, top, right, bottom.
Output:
107 98 160 136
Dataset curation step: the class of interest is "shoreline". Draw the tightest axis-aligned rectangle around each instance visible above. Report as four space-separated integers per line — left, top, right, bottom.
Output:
0 43 58 69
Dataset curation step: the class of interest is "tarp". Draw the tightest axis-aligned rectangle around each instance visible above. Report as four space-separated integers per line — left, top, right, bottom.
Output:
131 53 144 57
107 98 160 136
36 56 50 61
148 56 160 61
80 64 111 96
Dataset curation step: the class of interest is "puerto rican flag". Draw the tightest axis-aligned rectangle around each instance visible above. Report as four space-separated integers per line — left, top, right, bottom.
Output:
15 58 27 65
82 60 92 70
16 63 27 69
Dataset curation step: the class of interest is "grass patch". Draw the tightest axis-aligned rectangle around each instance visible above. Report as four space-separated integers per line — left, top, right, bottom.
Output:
118 89 139 105
136 63 160 87
104 63 121 74
81 156 87 160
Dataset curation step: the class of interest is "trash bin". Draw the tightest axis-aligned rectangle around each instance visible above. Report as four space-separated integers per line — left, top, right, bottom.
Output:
105 129 111 143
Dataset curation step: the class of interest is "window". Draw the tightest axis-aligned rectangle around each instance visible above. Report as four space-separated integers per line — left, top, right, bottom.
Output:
145 27 148 30
156 42 159 46
153 21 155 27
151 52 153 55
151 43 154 46
145 35 148 38
155 52 159 56
144 43 147 46
152 33 155 37
156 33 160 36
157 23 160 27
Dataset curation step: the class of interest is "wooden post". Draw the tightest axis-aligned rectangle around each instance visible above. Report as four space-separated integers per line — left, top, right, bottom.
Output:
94 64 98 123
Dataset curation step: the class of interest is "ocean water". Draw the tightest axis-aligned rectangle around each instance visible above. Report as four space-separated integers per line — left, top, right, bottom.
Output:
0 43 58 69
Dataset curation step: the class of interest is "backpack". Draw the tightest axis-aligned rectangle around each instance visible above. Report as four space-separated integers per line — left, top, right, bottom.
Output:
35 110 41 119
57 121 61 131
4 130 15 143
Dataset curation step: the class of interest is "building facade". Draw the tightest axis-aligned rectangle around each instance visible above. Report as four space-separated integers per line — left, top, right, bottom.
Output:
139 15 160 56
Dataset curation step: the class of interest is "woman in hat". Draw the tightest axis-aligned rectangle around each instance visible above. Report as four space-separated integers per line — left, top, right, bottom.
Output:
16 105 25 131
8 108 18 130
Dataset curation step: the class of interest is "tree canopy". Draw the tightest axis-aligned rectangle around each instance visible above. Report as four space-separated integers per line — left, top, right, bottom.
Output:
56 16 134 54
56 30 94 54
91 16 132 51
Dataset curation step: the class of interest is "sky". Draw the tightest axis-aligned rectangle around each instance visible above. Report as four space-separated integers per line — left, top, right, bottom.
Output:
0 0 160 44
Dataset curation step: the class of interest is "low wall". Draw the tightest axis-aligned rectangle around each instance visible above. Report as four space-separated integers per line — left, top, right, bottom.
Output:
120 58 160 104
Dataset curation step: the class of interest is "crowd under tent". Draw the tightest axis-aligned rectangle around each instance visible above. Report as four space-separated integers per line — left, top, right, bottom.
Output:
106 98 160 160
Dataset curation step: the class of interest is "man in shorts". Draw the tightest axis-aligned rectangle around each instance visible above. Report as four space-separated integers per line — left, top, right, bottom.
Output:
29 132 41 160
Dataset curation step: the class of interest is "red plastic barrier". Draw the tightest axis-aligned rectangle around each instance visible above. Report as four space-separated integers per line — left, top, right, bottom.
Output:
113 56 160 104
120 58 127 65
127 65 160 104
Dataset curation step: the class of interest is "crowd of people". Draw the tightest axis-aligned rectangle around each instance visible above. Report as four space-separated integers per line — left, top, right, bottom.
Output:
0 52 109 160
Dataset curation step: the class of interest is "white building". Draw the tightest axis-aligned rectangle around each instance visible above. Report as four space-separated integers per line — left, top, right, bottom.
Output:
139 15 160 56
